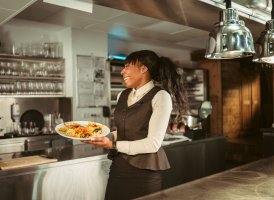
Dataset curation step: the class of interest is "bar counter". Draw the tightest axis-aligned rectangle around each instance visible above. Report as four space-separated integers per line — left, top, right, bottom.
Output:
0 143 109 173
137 156 274 200
0 136 225 200
0 143 110 200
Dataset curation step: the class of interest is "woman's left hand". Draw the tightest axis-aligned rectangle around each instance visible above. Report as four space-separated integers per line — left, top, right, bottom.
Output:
82 137 113 149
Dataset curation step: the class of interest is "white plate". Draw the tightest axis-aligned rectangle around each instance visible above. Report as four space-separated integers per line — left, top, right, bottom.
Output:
55 121 110 140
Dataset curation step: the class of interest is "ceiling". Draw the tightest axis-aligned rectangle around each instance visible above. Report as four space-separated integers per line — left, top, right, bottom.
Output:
0 0 36 25
1 0 210 50
0 0 271 50
92 0 268 40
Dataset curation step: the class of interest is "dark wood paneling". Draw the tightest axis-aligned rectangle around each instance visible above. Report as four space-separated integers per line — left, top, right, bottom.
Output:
162 137 225 189
197 60 222 136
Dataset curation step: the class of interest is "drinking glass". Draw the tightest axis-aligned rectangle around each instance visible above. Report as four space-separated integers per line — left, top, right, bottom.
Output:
11 62 18 76
28 82 34 94
21 82 27 94
5 62 11 76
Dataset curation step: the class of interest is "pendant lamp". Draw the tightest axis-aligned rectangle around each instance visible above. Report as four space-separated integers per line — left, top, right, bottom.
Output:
253 0 274 63
205 0 255 59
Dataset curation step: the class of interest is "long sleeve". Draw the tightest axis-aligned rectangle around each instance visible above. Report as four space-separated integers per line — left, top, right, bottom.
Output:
116 90 172 155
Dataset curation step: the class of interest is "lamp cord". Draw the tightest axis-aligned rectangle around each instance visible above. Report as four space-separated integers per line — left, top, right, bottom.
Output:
271 0 274 19
225 0 231 9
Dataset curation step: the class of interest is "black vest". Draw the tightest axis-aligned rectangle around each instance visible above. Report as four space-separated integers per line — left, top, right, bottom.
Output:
114 86 170 170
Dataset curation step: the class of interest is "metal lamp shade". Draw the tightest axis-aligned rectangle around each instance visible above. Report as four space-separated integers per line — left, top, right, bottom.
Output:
253 20 274 63
205 8 255 59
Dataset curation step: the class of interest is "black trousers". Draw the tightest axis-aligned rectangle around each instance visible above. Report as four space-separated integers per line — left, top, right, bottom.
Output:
105 154 162 200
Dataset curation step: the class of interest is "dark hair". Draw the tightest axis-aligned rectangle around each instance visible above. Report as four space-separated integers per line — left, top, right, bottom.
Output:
125 50 189 113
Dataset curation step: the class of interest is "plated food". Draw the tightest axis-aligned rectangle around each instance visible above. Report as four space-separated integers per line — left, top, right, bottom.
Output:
55 121 110 140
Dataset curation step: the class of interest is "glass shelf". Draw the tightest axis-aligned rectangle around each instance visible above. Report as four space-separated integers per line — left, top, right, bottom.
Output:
0 53 64 62
0 75 64 81
0 94 65 98
0 54 65 96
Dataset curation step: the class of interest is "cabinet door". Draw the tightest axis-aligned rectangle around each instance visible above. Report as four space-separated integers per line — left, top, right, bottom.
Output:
251 74 260 130
241 77 252 130
221 61 242 138
241 72 260 133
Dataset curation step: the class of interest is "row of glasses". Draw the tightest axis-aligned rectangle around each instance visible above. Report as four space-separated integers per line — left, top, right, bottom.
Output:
21 121 40 136
0 81 64 95
0 83 15 94
0 62 18 76
6 121 40 137
4 42 63 58
0 61 64 77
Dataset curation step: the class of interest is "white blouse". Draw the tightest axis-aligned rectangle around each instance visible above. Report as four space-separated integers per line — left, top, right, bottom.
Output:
112 81 172 155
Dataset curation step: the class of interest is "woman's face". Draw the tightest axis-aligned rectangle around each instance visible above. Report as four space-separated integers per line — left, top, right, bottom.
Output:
121 62 149 89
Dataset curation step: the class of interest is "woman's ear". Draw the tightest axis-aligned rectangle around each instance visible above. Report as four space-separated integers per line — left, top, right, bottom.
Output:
141 65 149 73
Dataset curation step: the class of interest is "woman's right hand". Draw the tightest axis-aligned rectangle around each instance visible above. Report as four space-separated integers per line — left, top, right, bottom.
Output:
82 136 113 149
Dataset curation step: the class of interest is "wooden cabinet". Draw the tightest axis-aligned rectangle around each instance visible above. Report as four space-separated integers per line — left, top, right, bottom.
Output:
195 59 223 136
221 60 261 137
194 56 261 138
240 66 260 133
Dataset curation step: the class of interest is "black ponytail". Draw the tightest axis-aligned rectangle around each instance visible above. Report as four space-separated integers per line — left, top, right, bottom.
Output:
125 50 189 113
157 57 189 113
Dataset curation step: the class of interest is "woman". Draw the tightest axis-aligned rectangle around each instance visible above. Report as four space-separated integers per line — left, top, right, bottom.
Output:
84 50 188 200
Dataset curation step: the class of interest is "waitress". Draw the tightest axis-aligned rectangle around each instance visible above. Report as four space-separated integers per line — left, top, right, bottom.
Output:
84 50 188 200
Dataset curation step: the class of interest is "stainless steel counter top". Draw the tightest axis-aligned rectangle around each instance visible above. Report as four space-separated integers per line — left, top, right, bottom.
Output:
0 143 108 176
162 134 192 146
0 143 110 200
0 133 191 155
0 135 218 177
0 135 225 200
137 156 274 200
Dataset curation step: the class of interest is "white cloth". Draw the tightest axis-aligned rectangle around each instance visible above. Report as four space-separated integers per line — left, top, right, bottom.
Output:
112 81 172 155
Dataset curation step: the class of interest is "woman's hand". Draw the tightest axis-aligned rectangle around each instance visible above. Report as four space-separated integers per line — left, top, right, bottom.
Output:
82 137 113 149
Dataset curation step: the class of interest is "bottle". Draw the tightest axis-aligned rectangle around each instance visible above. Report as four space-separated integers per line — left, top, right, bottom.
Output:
29 121 35 135
11 102 20 122
22 121 28 136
